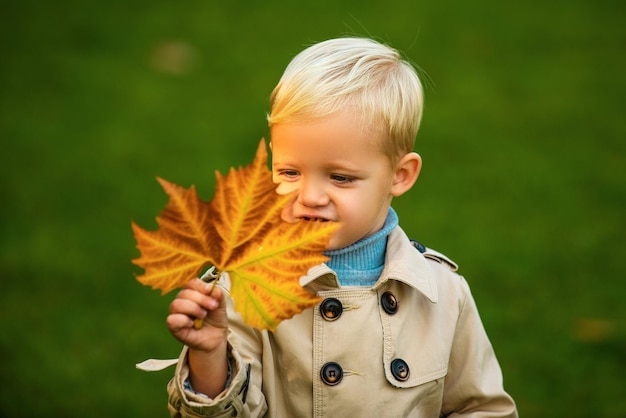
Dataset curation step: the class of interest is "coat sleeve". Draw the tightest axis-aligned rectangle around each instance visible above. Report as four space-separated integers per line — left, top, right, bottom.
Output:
167 288 268 418
441 276 518 417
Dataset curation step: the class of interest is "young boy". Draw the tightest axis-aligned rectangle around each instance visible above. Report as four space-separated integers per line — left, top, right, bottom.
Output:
165 37 517 417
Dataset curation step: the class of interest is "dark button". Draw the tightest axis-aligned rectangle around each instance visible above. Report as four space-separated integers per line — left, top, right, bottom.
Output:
320 297 343 321
410 239 427 253
381 291 398 315
390 358 410 381
320 362 343 386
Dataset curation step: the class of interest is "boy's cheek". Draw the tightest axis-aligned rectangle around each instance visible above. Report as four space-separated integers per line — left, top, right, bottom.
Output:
275 181 297 196
274 189 298 223
280 205 295 223
273 181 299 223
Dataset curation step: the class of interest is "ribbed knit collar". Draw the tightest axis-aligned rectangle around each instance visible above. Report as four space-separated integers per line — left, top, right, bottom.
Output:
324 207 398 286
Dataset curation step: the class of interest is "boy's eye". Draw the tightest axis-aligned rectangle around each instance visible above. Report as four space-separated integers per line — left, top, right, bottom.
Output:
331 174 354 184
278 169 299 178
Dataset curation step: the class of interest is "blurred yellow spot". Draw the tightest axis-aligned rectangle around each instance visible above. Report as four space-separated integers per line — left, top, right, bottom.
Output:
150 41 198 75
573 318 613 342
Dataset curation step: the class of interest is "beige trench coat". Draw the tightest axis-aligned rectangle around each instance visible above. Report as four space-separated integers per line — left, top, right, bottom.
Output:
167 227 517 417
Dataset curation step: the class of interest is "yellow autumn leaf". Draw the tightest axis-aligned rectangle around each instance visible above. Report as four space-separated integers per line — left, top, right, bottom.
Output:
132 139 337 330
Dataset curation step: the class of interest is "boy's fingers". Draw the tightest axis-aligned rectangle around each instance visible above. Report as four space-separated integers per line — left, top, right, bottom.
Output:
186 278 217 295
166 313 195 331
169 297 207 320
184 278 205 291
176 286 220 310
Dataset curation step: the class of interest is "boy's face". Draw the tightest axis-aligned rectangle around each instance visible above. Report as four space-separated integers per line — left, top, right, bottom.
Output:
271 110 405 250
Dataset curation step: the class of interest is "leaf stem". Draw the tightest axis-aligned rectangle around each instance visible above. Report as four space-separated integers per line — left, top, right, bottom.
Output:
194 266 221 329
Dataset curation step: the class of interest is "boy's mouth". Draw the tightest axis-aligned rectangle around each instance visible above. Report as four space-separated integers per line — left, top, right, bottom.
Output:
301 216 330 222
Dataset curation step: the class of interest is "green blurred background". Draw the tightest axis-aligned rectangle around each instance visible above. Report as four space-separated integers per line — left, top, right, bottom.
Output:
1 0 624 416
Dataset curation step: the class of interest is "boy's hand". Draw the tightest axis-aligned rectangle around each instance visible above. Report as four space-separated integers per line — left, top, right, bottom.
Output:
167 278 228 353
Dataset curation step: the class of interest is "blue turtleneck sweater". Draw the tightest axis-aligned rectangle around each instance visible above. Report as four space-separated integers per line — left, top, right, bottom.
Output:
324 207 398 287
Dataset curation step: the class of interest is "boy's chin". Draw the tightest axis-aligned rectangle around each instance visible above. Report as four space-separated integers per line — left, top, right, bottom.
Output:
324 235 345 251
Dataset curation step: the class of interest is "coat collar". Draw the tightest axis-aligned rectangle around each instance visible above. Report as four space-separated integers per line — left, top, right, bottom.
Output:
300 227 438 303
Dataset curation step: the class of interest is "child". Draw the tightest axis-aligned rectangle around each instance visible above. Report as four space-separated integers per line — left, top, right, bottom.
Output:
165 37 517 417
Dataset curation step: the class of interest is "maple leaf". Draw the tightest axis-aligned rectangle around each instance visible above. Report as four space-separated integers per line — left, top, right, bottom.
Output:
132 139 337 330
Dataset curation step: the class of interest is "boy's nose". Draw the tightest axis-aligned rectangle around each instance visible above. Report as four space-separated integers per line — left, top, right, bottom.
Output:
298 179 329 207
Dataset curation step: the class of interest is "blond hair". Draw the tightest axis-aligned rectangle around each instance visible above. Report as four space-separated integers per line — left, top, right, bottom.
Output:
268 37 424 163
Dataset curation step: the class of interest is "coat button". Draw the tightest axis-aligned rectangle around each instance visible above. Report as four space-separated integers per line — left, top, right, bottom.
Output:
410 239 427 253
390 358 410 381
320 298 343 321
320 362 343 386
381 291 398 315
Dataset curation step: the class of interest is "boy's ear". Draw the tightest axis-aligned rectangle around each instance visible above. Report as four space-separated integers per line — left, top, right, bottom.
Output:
390 152 422 197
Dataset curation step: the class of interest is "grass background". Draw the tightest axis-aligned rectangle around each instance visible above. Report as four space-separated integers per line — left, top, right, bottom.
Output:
1 0 624 416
